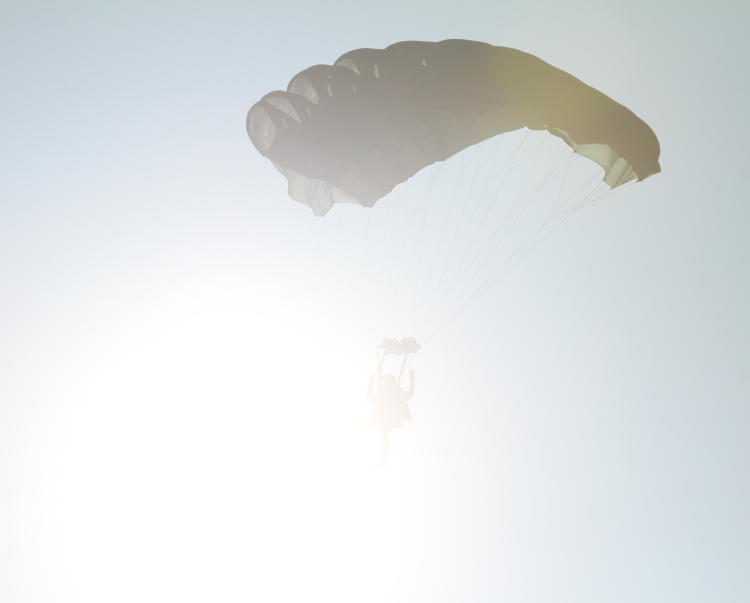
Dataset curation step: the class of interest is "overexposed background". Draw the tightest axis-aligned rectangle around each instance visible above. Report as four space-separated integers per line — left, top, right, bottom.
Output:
2 1 748 601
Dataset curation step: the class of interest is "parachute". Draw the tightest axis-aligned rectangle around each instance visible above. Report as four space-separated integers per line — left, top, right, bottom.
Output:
377 337 420 381
247 39 660 217
246 39 661 343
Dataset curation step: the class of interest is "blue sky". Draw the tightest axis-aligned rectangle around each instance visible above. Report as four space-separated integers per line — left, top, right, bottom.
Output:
2 1 748 601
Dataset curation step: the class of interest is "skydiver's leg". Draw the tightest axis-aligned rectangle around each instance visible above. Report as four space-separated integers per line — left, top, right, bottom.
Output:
378 428 389 467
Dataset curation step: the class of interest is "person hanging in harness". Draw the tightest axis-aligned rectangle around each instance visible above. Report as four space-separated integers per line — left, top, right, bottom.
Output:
361 368 415 467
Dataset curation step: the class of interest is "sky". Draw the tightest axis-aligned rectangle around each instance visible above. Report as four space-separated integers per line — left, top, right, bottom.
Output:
2 1 749 601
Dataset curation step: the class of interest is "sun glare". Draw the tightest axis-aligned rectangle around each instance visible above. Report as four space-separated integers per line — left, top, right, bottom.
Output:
34 261 430 601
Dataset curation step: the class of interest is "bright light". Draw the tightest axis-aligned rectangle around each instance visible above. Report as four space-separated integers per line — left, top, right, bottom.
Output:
28 260 442 602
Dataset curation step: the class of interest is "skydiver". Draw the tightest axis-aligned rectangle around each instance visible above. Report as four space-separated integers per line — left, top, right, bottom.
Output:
361 369 415 466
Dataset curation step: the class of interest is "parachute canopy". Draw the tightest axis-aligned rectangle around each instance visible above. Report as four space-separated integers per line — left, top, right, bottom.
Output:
247 39 660 216
376 337 420 381
377 337 421 356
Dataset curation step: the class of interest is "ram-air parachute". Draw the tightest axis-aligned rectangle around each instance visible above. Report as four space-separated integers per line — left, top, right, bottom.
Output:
246 39 660 340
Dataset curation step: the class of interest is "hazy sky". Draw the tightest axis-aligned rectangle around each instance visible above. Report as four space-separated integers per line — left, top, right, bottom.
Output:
2 1 749 602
